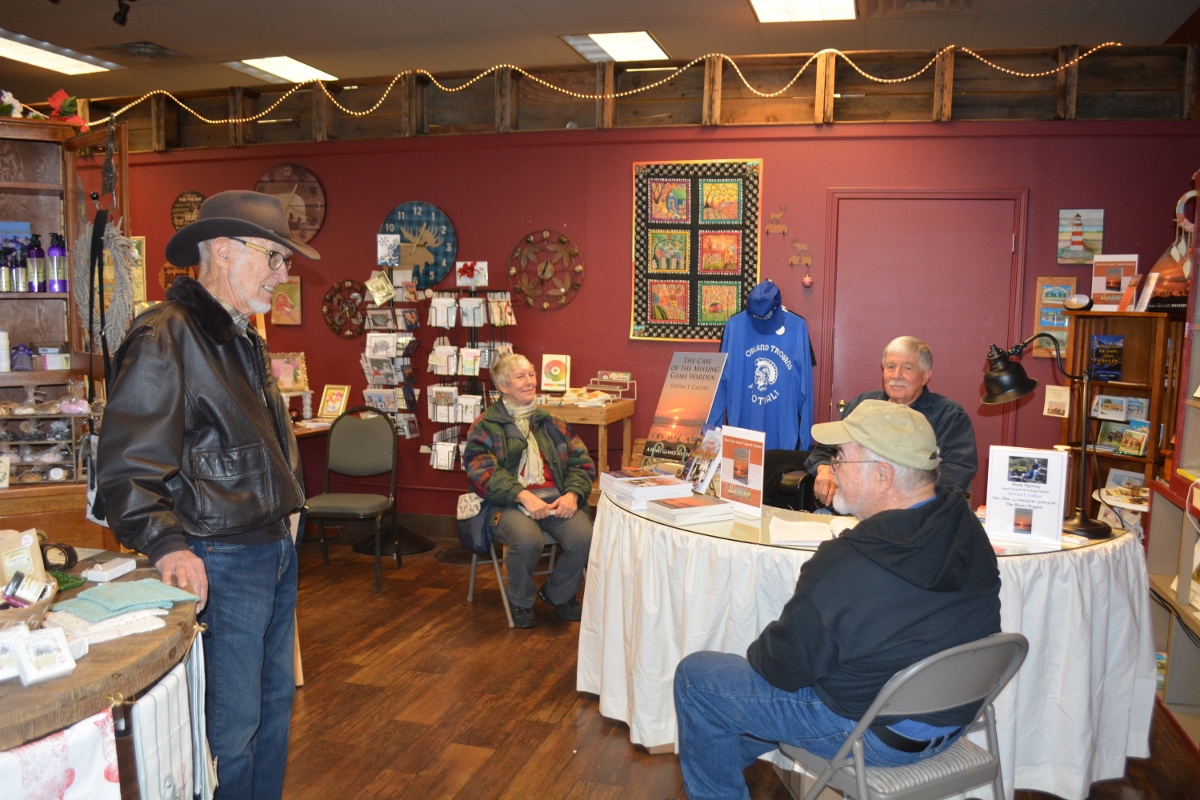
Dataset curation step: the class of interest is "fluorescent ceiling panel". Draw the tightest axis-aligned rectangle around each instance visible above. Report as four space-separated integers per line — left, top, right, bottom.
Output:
233 56 337 82
0 27 121 75
563 31 669 62
749 0 858 23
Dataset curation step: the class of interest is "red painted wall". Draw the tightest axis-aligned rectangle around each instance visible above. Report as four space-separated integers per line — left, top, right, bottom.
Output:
116 120 1200 514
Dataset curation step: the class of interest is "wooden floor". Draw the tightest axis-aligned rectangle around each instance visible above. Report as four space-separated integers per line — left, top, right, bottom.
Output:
285 521 1199 800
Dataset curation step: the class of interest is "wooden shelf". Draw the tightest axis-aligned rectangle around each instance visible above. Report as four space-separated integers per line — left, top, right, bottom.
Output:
1150 573 1200 639
0 292 69 300
0 180 62 192
0 370 73 388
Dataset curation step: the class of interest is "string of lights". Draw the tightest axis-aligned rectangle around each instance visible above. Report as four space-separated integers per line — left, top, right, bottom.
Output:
83 43 1124 127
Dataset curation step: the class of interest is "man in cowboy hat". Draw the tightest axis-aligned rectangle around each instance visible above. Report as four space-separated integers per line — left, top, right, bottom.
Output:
674 401 1000 799
98 190 319 799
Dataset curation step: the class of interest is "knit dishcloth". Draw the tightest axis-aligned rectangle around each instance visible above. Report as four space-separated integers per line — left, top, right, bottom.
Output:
52 578 198 622
45 608 168 644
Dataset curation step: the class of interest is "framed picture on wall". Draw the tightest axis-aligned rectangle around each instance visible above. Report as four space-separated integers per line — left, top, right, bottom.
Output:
317 385 350 419
269 352 309 392
271 276 302 326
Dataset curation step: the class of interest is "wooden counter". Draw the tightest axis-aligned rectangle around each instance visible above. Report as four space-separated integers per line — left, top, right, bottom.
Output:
0 558 197 751
540 399 636 506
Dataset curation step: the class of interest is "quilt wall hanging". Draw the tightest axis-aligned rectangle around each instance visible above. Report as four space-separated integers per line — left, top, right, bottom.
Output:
630 159 762 341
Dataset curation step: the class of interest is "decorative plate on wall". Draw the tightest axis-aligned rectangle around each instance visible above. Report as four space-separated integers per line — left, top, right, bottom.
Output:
170 191 205 231
322 280 368 338
508 229 585 309
254 163 326 244
377 201 457 290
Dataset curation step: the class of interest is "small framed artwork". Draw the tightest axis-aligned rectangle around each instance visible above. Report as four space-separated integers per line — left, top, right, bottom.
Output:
1033 276 1075 359
1057 209 1103 264
269 352 309 393
318 385 350 419
271 276 302 326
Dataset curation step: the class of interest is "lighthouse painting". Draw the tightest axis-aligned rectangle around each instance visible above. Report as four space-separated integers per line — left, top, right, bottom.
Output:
1057 208 1104 264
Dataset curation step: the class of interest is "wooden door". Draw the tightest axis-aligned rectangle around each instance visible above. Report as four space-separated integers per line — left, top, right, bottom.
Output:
821 190 1027 501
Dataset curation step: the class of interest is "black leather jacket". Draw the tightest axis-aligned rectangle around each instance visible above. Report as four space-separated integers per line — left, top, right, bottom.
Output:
97 277 304 563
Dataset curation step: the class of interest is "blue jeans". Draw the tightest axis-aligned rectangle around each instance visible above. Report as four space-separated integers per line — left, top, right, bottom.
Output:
190 537 298 800
674 652 958 800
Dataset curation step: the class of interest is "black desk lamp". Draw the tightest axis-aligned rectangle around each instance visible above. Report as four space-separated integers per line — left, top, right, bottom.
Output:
981 333 1112 540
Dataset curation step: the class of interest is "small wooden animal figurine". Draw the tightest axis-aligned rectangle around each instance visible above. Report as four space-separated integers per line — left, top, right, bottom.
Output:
765 206 788 235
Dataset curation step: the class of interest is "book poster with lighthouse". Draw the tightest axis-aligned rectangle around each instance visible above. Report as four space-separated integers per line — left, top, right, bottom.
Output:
1057 208 1104 264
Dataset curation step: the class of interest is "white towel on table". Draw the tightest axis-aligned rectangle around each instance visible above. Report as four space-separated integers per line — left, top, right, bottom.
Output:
131 661 192 800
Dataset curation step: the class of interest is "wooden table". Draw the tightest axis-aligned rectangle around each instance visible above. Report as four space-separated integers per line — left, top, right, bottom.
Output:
0 556 196 751
541 398 636 505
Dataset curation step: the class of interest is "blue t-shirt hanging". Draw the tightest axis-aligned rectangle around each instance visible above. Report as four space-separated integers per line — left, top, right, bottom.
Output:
706 309 813 450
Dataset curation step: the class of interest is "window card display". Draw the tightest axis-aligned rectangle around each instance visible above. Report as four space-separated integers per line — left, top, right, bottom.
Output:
631 159 761 341
984 446 1067 547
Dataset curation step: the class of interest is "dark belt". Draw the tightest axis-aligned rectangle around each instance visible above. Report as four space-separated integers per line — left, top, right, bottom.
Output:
869 724 962 754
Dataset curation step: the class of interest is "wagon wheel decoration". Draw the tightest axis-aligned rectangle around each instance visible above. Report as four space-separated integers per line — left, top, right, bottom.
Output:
321 280 368 338
508 229 585 310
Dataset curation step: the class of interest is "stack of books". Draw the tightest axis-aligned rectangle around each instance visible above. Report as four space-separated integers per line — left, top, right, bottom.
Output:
645 494 734 525
599 469 694 509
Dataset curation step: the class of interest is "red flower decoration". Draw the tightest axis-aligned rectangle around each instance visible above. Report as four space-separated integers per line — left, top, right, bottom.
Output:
46 89 88 131
457 261 477 279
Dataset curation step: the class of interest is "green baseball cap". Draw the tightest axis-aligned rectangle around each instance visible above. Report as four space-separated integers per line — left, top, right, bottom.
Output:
812 399 941 470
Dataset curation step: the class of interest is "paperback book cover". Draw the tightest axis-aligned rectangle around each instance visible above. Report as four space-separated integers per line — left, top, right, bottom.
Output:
680 426 722 494
719 425 765 517
1095 421 1129 451
1089 334 1123 381
1115 419 1150 457
643 352 727 462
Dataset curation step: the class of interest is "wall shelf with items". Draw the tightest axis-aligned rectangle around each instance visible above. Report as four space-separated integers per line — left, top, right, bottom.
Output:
1060 311 1184 513
1145 481 1200 750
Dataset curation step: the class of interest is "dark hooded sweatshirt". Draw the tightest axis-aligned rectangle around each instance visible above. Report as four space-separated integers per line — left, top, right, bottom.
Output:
746 488 1001 727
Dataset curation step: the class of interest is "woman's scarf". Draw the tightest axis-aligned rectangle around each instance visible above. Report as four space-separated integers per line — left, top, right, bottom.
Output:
504 397 545 486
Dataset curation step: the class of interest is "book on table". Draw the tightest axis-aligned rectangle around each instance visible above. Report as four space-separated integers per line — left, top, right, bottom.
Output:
602 474 694 509
598 468 667 495
644 494 734 524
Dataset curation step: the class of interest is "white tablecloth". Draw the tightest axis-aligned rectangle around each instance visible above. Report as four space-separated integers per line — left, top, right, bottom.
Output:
576 496 1156 800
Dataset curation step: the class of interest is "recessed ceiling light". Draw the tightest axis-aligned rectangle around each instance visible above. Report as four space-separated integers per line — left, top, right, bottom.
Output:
0 27 122 75
561 32 668 63
749 0 858 23
224 56 336 83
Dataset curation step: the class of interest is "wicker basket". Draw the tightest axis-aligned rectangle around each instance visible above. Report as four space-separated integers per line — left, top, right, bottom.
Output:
0 580 58 630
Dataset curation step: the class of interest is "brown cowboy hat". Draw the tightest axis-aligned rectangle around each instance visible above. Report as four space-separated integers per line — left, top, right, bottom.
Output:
166 190 321 267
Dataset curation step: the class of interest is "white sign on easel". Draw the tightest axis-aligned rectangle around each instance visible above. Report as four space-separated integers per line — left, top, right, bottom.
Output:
984 446 1068 546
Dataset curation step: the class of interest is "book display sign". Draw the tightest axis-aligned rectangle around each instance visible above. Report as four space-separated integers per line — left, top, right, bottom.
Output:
719 426 765 517
644 352 727 462
985 446 1068 546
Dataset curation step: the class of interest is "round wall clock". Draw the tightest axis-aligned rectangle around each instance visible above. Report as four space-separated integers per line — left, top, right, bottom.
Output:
254 163 326 244
508 229 585 309
170 191 205 231
378 201 457 290
322 280 368 338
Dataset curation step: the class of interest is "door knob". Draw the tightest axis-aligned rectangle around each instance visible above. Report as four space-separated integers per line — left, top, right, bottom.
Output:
837 399 847 414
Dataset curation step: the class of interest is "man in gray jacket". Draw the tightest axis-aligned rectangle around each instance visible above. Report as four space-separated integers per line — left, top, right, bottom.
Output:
98 191 318 799
674 401 1001 800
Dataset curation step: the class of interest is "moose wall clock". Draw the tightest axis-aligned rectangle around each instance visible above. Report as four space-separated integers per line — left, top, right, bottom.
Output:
377 201 458 290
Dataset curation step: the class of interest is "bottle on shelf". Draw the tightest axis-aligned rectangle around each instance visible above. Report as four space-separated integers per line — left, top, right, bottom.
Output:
0 246 10 292
10 241 28 292
26 234 45 293
46 233 67 293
